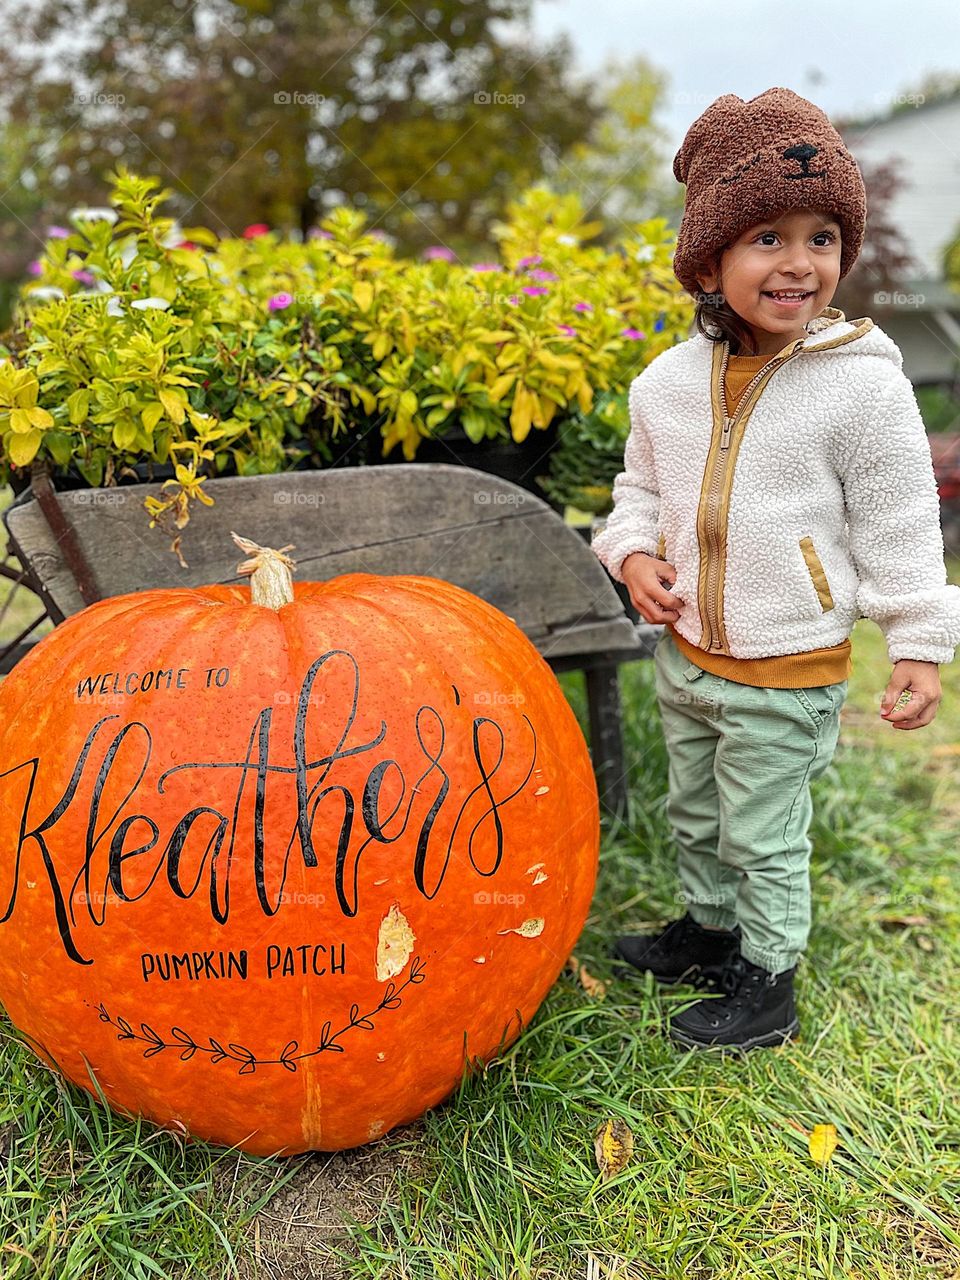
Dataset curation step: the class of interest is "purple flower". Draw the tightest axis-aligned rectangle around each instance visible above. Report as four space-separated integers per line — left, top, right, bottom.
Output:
507 295 522 306
521 285 549 297
72 269 96 286
517 254 542 269
528 268 559 282
573 301 593 313
26 260 43 277
556 324 578 337
471 262 502 273
423 245 456 262
46 225 71 239
268 292 293 311
307 227 333 240
621 327 647 340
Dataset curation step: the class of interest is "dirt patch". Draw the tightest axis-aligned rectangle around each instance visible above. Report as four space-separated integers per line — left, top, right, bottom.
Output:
218 1118 429 1279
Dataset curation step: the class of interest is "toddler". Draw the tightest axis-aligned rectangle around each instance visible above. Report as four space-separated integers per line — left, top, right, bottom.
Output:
591 87 960 1052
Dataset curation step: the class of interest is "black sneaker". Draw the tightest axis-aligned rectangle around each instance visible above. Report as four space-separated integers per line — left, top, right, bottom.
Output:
611 911 742 990
668 953 800 1053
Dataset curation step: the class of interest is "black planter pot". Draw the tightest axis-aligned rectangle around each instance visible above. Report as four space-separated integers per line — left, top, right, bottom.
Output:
11 459 185 497
348 419 564 513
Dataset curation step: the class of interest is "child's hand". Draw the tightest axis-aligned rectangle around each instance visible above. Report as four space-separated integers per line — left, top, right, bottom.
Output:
879 660 942 730
621 552 685 624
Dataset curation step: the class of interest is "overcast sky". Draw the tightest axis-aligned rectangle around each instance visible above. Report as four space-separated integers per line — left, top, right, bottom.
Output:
529 0 959 155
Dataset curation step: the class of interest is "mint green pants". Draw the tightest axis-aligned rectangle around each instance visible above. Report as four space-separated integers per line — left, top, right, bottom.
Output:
652 628 848 973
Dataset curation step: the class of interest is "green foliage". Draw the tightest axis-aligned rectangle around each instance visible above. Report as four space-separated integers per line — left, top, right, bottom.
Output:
535 390 631 515
0 167 691 536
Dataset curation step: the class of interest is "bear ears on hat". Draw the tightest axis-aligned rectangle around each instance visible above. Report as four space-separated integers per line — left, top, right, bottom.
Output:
673 93 747 185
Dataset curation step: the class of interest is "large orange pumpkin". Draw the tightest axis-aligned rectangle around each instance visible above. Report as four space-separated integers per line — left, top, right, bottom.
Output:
0 533 599 1153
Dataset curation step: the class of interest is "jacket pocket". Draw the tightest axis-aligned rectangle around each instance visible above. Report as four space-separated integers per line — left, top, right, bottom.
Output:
799 536 835 612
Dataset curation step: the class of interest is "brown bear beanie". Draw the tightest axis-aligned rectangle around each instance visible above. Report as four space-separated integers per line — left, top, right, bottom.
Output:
671 87 867 299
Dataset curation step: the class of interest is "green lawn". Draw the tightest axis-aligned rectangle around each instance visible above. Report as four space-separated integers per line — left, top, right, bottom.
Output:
1 489 959 1279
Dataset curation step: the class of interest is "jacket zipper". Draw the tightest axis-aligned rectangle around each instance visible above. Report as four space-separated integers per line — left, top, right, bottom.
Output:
700 339 807 651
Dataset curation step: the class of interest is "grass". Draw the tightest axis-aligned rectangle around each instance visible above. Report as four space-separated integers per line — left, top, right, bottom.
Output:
1 486 959 1278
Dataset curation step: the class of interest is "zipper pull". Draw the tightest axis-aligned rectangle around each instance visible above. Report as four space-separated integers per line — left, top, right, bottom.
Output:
720 416 732 449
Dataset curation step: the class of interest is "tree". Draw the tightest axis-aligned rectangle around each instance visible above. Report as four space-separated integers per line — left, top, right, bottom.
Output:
0 0 601 254
552 54 681 241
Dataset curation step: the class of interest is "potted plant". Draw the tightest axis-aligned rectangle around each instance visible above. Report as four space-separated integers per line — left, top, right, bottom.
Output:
0 167 691 557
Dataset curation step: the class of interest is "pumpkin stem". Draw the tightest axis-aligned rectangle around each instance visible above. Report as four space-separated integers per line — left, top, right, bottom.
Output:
231 531 296 609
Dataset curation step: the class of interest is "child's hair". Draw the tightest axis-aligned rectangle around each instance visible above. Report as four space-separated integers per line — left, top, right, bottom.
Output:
689 254 762 356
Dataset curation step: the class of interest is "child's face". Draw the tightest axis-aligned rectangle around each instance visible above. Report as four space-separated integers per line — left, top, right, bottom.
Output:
695 209 842 352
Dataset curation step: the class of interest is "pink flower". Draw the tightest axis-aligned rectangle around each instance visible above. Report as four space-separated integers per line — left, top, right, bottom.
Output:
176 240 199 250
268 292 293 311
521 285 549 296
528 268 559 282
307 227 333 240
72 269 96 286
517 254 542 269
423 245 456 262
243 223 271 239
621 327 646 340
471 262 502 273
26 261 43 277
556 324 578 337
46 226 70 239
573 301 593 312
507 295 521 306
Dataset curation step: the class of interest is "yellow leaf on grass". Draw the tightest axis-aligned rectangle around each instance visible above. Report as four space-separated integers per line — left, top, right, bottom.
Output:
808 1123 839 1165
594 1117 633 1182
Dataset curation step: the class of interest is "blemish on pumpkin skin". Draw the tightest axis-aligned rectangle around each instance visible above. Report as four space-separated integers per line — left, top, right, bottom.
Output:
302 1070 323 1146
497 918 545 938
367 1118 386 1138
376 902 415 981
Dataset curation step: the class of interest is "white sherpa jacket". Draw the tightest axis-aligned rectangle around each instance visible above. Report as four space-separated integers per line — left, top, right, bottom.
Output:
591 307 960 665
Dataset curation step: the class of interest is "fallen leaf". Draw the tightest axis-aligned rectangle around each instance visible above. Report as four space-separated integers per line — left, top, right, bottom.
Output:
594 1117 633 1182
879 914 931 929
578 965 608 1000
808 1122 839 1165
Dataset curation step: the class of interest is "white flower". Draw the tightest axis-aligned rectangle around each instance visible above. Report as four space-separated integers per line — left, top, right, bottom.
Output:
130 296 171 310
24 286 66 301
69 206 118 226
634 244 655 263
557 233 578 246
105 296 125 317
119 240 139 268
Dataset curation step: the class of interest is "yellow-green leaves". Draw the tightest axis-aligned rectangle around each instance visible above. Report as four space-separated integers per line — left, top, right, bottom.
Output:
158 388 186 425
6 431 45 466
353 280 374 312
141 402 165 432
67 389 91 425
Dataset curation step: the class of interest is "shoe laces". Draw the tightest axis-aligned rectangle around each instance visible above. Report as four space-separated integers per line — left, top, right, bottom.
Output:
701 955 775 1010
